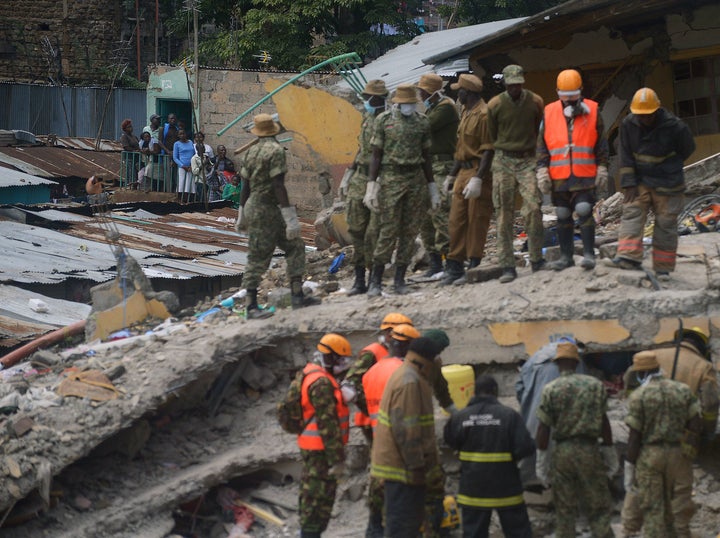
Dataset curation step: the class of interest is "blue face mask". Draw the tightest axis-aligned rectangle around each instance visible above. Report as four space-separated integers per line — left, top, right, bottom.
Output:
364 100 376 113
423 98 433 109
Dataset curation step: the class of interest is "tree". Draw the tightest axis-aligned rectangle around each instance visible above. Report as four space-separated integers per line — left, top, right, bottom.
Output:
452 0 563 27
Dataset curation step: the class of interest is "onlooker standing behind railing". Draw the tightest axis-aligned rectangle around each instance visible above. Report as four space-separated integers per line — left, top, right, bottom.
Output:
138 127 160 191
120 119 140 187
173 128 195 202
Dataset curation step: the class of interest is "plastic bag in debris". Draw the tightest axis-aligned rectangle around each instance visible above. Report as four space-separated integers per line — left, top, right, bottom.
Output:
19 388 62 411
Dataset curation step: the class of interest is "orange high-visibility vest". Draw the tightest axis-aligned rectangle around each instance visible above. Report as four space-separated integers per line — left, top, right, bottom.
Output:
543 99 599 180
298 363 349 450
363 356 403 430
354 342 389 427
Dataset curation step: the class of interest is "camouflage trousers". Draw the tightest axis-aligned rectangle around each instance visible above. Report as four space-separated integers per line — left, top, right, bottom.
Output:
448 166 493 263
372 166 427 266
243 197 305 290
346 167 380 268
419 159 453 257
491 152 543 267
551 441 613 538
627 445 692 538
617 184 683 272
300 450 339 533
422 463 446 538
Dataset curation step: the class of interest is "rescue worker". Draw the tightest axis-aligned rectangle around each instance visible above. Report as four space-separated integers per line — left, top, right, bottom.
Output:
370 337 443 538
624 351 702 538
535 342 617 538
298 333 353 538
605 87 696 279
416 73 459 277
340 80 389 295
487 65 546 283
362 323 420 538
442 74 494 286
366 84 441 296
235 113 319 318
341 312 414 442
621 327 717 537
537 69 609 271
445 375 535 538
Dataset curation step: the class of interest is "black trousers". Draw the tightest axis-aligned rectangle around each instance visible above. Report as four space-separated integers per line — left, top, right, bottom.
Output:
384 480 426 538
461 504 532 538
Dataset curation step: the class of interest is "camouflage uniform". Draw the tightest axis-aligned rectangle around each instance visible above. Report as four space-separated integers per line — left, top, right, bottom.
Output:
371 108 432 266
622 343 716 536
537 372 613 538
300 376 346 534
487 90 545 267
625 378 700 538
419 97 459 260
241 137 305 290
347 112 381 269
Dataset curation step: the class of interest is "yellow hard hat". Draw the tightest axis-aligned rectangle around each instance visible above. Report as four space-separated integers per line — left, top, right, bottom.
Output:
380 312 413 331
556 69 582 95
390 323 420 342
317 333 353 357
630 87 660 114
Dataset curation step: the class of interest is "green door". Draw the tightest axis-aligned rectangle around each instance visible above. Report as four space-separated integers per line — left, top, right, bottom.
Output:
156 99 194 140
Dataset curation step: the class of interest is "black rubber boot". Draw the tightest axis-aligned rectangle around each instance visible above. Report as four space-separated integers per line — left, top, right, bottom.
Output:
366 264 384 297
393 264 408 294
452 257 480 286
300 531 322 538
580 224 596 269
423 252 443 277
498 267 517 283
348 265 367 296
440 259 464 286
365 509 384 538
246 289 273 319
549 220 575 271
290 279 321 309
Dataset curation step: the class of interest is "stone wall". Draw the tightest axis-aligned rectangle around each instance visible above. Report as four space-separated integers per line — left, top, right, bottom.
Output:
0 0 121 84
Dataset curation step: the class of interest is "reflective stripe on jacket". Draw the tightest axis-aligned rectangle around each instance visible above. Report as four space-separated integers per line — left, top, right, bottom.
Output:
298 364 349 450
354 342 389 427
363 356 403 430
544 99 598 180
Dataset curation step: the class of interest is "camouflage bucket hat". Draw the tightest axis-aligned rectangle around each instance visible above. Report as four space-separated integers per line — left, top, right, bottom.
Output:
250 113 281 137
553 342 579 361
362 79 389 97
632 351 659 371
502 64 525 84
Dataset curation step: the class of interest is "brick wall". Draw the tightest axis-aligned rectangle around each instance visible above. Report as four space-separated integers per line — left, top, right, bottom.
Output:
0 0 121 84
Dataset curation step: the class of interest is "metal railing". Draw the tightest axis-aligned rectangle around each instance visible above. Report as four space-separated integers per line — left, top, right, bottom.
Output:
120 151 175 192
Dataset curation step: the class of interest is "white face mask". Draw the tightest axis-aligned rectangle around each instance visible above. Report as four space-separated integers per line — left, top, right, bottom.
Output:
400 104 416 116
333 356 352 375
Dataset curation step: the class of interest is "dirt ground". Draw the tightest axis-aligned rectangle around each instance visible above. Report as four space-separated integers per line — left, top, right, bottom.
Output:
1 216 720 537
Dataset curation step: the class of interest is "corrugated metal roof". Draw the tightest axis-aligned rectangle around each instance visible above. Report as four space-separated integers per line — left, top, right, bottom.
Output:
15 208 91 222
338 18 526 92
0 284 91 329
0 167 57 188
35 136 124 152
0 145 120 180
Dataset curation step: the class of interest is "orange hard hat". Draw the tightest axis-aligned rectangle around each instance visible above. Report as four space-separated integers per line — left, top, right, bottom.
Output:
317 333 353 357
630 88 660 114
556 69 582 95
390 323 421 342
380 312 413 331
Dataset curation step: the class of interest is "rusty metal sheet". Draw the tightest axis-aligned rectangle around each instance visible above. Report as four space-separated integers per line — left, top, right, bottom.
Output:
0 146 120 180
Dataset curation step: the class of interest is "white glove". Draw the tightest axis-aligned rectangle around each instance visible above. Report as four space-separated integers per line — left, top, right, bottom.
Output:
363 181 381 213
462 176 483 199
535 449 551 487
339 168 354 200
329 462 346 479
600 445 619 478
443 175 456 193
234 205 246 232
536 167 551 195
340 382 357 404
428 182 441 212
595 165 608 193
281 206 301 241
624 461 635 493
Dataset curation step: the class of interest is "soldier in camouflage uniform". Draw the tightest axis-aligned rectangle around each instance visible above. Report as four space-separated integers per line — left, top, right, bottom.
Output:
536 342 616 538
235 114 319 318
487 65 546 283
624 351 702 538
416 73 459 277
364 84 441 297
340 80 389 295
297 334 352 537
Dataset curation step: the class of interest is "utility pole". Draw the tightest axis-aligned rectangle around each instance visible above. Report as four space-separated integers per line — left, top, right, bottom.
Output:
135 0 141 80
154 0 159 65
193 0 199 102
